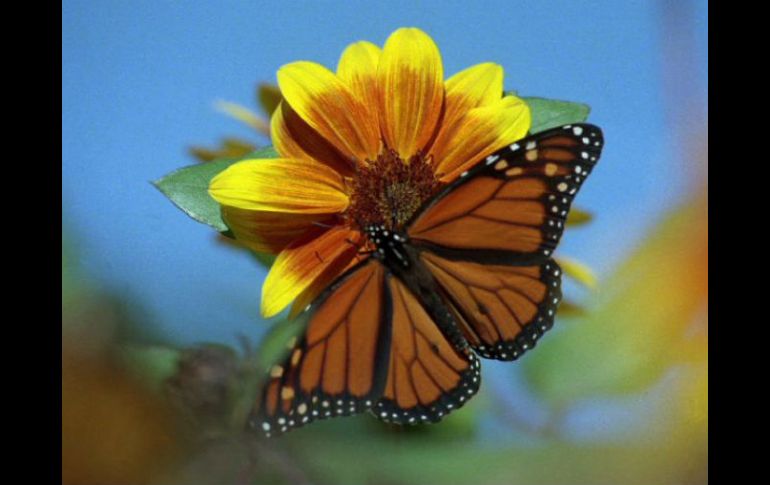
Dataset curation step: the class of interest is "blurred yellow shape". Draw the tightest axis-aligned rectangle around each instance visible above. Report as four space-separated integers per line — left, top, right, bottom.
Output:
189 137 257 163
214 100 270 135
556 256 598 289
565 207 593 226
523 190 707 402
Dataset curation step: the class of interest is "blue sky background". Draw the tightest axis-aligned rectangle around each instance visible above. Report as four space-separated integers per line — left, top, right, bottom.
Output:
62 0 707 350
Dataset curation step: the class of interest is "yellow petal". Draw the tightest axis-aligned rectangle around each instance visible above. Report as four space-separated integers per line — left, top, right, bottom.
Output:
209 158 349 213
261 226 361 317
430 63 503 152
288 251 366 319
278 61 380 163
446 62 503 108
433 94 530 182
272 101 354 177
337 41 381 112
221 206 328 254
377 27 444 159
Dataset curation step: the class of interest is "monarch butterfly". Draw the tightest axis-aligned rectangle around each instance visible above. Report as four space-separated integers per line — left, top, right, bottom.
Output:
250 123 604 436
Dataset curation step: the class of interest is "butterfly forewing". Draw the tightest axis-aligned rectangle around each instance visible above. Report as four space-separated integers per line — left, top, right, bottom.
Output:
409 123 603 263
249 259 391 437
407 123 602 361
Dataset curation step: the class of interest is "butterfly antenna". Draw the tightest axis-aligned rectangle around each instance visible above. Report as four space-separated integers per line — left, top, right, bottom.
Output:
311 221 335 229
345 237 373 256
345 237 366 250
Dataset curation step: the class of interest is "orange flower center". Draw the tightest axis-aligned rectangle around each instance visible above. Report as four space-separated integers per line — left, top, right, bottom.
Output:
345 149 440 232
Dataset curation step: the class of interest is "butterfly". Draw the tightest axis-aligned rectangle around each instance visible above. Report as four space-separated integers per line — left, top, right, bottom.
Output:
249 123 604 436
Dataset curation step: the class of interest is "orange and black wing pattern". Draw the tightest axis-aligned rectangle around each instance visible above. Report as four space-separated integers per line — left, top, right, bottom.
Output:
421 252 562 361
407 124 603 360
409 123 603 263
248 259 391 437
248 123 603 435
372 275 480 424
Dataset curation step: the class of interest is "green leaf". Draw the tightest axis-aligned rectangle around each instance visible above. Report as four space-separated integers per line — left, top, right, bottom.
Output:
523 96 591 133
154 147 278 232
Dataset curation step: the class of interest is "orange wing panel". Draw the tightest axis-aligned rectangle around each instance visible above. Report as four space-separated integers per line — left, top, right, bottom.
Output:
249 260 390 437
422 252 562 361
373 276 480 424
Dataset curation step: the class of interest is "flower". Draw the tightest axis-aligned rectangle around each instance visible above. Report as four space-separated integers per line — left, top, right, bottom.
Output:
209 27 531 318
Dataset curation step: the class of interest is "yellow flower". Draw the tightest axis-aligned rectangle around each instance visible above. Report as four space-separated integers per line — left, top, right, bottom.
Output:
209 27 531 318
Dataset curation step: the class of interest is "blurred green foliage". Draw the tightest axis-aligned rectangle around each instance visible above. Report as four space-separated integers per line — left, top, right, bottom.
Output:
62 235 187 485
523 194 707 403
64 185 708 484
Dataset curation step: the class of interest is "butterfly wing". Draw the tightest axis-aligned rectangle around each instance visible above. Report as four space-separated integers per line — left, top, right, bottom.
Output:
410 123 603 263
248 259 391 437
372 275 480 424
249 123 604 434
421 252 561 360
408 123 603 360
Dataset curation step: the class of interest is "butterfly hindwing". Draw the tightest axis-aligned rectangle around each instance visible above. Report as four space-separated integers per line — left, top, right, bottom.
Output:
409 123 603 263
372 275 480 424
248 259 391 437
421 252 562 361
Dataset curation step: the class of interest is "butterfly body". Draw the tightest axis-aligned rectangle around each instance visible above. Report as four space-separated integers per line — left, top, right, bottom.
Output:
365 225 483 351
365 224 413 270
250 123 603 437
